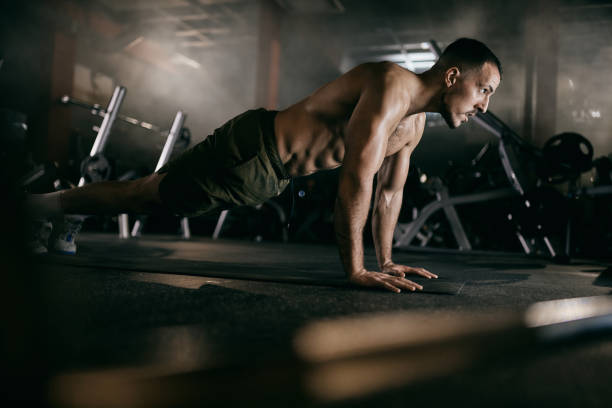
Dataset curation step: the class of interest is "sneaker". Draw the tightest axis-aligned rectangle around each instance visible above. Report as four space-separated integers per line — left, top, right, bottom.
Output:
28 218 53 254
51 215 86 255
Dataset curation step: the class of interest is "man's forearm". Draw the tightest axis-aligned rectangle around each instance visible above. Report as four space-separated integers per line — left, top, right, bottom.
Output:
334 177 373 277
372 186 403 268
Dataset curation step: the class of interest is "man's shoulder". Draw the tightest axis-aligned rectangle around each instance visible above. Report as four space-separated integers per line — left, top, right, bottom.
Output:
342 62 413 94
347 61 400 80
372 63 418 100
360 61 404 80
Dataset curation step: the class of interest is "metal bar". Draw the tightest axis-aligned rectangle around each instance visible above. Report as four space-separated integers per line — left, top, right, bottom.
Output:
60 95 161 132
498 140 525 195
542 236 557 258
180 217 191 240
213 210 229 239
437 187 472 250
88 86 125 157
131 219 143 237
20 165 46 186
78 86 126 187
155 111 186 171
118 213 130 239
394 188 516 248
516 231 532 254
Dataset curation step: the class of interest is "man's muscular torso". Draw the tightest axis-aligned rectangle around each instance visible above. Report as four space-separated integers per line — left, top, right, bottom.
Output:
273 62 425 177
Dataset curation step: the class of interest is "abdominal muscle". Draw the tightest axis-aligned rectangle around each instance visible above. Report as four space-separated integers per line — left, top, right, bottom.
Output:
274 102 348 177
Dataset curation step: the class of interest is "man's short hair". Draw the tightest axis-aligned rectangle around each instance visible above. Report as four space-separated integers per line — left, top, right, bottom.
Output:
434 38 502 79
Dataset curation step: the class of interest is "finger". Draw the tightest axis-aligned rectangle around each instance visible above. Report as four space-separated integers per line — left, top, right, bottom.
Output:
386 276 420 291
379 279 401 293
418 268 438 279
409 267 438 279
398 278 423 291
418 269 438 279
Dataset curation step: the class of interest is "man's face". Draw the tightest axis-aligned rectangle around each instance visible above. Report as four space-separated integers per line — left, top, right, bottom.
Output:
439 62 501 129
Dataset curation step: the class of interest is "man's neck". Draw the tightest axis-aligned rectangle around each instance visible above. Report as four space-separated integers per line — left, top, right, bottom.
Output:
407 69 444 115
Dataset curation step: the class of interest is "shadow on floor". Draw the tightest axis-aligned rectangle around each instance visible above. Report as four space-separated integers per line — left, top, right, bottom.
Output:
593 267 612 289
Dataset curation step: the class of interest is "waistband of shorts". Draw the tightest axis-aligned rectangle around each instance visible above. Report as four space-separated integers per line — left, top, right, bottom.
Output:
260 109 291 180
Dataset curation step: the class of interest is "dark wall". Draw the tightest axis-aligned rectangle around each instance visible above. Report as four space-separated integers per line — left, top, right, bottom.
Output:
0 2 56 161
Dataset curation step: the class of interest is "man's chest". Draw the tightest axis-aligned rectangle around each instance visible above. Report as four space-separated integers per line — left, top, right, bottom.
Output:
386 115 419 156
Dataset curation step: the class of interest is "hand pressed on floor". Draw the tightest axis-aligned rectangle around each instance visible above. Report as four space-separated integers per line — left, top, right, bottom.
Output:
348 269 426 293
381 262 438 279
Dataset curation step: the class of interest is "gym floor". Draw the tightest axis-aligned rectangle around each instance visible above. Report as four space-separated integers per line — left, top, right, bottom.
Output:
33 233 612 407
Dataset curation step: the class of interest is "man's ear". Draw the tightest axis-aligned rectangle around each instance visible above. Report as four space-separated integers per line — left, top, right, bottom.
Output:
444 67 460 88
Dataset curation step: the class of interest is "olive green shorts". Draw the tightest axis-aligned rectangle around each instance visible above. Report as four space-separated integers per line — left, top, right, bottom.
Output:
157 108 291 217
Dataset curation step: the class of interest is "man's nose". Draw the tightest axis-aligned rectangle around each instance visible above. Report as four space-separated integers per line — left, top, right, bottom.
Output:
476 95 490 113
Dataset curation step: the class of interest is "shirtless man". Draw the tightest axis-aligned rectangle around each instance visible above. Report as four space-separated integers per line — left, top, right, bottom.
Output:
28 38 501 293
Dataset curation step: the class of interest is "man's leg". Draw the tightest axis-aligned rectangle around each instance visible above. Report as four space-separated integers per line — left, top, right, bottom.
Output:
27 173 168 218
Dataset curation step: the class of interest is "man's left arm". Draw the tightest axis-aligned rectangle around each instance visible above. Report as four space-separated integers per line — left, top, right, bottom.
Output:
372 119 438 280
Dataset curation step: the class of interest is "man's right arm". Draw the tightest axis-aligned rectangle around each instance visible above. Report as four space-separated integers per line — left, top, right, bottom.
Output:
334 70 422 293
